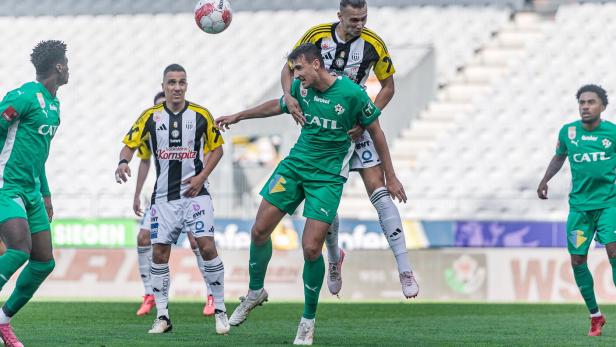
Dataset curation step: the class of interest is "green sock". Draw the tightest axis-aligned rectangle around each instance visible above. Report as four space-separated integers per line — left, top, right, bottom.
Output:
248 238 272 290
3 260 55 317
610 258 616 287
302 255 325 320
573 263 599 314
0 249 29 290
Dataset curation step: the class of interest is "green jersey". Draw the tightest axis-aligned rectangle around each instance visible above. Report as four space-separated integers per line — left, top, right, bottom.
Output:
280 76 380 178
0 82 60 197
556 120 616 211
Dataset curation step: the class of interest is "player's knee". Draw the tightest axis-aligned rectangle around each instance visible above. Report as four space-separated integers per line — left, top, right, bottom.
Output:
197 237 217 259
137 230 151 246
137 230 150 247
571 255 587 267
152 245 171 264
302 244 322 261
251 225 271 245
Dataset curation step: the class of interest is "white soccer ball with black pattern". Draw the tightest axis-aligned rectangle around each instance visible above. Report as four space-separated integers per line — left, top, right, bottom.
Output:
194 0 233 34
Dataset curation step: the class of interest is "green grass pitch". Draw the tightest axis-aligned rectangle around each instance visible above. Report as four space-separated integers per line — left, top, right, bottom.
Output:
8 302 616 346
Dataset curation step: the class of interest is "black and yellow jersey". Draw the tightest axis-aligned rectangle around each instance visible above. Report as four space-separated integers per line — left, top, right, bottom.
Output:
293 22 395 86
123 101 223 203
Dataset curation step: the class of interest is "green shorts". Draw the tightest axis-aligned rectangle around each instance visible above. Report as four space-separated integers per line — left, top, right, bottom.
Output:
566 207 616 255
0 191 50 234
259 157 346 224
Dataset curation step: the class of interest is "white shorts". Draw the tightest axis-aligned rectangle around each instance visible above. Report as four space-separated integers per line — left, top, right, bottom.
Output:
350 130 381 171
139 207 152 231
150 195 215 245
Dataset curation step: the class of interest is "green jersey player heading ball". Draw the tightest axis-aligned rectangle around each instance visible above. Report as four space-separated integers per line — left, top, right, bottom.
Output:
538 84 616 337
0 40 69 347
216 43 406 346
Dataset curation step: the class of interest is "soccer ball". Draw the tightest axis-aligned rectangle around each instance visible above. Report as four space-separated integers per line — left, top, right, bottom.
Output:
194 0 233 34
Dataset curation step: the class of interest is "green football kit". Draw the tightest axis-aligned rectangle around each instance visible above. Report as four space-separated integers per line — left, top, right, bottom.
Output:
556 120 616 254
0 82 60 233
259 76 381 224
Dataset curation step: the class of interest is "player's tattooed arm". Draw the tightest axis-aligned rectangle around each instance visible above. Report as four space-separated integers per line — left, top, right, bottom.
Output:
215 99 283 131
537 154 567 199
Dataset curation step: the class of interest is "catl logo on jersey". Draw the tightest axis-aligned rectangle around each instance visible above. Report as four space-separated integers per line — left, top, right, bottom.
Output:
156 147 197 160
305 113 342 130
568 126 576 140
572 152 610 162
38 124 58 137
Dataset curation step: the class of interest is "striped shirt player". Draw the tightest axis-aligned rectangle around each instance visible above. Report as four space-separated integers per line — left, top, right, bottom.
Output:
122 101 223 243
293 22 394 170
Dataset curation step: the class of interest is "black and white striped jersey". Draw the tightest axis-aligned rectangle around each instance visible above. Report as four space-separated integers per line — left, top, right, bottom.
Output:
293 22 395 86
123 101 223 204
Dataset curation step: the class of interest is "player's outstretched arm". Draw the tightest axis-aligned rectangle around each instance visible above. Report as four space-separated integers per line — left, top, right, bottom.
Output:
537 154 567 199
281 63 305 125
115 145 137 183
133 158 151 216
366 120 407 203
183 146 223 198
215 99 283 131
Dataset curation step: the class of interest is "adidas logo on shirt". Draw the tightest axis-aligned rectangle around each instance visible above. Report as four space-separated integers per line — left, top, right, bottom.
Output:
157 124 168 131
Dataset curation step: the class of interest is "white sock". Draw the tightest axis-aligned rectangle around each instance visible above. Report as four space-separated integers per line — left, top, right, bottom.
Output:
0 309 11 324
203 256 226 312
591 310 603 318
150 262 170 318
325 214 340 264
192 248 210 292
371 187 412 274
138 246 153 295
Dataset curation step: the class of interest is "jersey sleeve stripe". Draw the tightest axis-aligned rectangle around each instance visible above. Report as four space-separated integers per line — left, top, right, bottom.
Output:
361 29 389 54
299 24 332 44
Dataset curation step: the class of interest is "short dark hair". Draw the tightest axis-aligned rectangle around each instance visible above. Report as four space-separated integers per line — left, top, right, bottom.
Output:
153 91 165 105
30 40 67 76
340 0 366 10
163 64 186 79
576 84 608 106
288 43 325 69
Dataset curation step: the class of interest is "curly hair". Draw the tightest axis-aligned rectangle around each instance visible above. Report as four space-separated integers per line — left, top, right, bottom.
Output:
30 40 67 76
576 84 608 106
